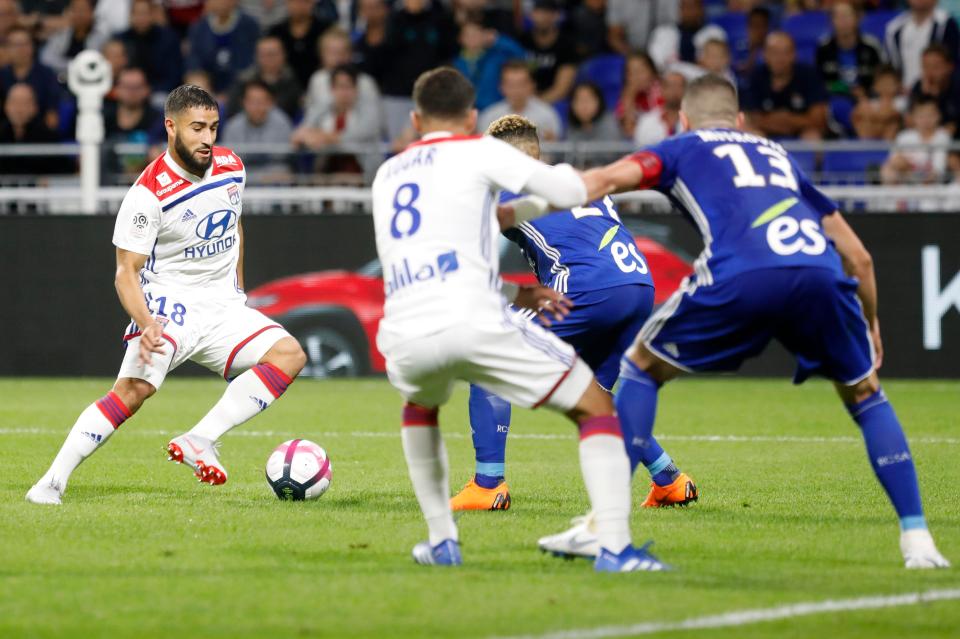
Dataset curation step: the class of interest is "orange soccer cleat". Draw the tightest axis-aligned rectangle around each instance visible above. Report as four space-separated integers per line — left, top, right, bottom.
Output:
641 472 698 508
449 478 511 511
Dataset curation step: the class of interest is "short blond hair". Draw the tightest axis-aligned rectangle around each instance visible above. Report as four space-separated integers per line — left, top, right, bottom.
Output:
485 114 540 155
681 73 738 128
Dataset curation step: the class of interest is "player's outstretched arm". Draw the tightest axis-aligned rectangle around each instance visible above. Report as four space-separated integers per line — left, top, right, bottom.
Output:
115 248 165 366
582 151 664 202
822 212 882 368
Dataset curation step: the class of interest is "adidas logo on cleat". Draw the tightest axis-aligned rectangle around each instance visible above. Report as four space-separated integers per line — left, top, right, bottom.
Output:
81 431 103 444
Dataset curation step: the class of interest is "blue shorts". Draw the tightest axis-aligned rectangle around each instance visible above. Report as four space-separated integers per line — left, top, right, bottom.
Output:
535 284 655 390
641 267 875 385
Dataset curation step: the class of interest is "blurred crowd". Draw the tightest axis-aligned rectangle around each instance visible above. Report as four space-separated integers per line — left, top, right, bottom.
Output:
0 0 958 188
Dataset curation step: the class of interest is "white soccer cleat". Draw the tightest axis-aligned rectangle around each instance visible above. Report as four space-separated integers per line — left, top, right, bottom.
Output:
25 478 64 505
166 434 228 485
901 529 951 569
538 512 601 559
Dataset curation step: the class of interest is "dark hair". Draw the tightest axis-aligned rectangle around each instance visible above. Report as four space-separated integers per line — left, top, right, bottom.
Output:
164 84 218 116
748 6 771 22
330 63 359 85
910 95 941 112
922 43 954 64
412 67 476 119
242 79 274 99
568 81 606 127
625 51 659 81
874 63 900 80
501 59 533 80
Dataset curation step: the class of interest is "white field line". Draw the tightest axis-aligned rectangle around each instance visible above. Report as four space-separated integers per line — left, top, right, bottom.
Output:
0 428 958 445
489 588 960 639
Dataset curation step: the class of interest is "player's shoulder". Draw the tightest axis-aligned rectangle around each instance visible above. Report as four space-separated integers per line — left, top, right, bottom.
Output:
210 146 245 176
133 154 179 203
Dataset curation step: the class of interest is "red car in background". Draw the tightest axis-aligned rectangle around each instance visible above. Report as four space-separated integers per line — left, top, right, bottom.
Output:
247 230 693 378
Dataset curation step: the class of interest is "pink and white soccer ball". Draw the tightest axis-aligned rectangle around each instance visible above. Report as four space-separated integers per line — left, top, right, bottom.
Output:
265 439 332 500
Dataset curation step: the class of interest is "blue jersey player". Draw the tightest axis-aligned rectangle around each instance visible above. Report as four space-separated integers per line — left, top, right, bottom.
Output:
564 74 948 568
450 116 698 545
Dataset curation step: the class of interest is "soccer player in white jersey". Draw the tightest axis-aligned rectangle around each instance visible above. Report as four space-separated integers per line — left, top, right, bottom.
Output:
372 68 665 572
25 85 307 505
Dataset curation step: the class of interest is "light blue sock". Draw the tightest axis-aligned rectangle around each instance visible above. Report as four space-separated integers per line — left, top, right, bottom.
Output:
848 388 926 531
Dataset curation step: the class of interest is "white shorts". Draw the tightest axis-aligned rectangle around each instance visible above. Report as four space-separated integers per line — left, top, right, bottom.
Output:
117 292 291 389
377 307 594 412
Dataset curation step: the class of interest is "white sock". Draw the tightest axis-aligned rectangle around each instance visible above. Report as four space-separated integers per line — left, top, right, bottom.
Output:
579 417 632 554
401 419 457 546
189 363 292 441
42 393 131 488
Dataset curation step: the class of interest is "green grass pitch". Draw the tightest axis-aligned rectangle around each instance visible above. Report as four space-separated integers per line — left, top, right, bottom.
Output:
0 377 957 638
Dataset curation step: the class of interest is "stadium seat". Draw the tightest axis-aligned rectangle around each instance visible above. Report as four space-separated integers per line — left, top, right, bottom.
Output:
829 96 856 137
577 54 625 112
791 149 818 177
711 12 749 65
821 150 888 184
794 42 817 66
860 10 899 43
782 11 831 59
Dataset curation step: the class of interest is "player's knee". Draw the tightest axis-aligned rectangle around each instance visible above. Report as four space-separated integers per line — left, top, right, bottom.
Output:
625 342 677 385
566 381 615 422
837 372 881 405
111 378 156 414
263 337 306 379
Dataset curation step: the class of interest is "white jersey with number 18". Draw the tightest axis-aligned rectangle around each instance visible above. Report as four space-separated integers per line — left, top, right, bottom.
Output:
112 147 247 300
372 132 553 338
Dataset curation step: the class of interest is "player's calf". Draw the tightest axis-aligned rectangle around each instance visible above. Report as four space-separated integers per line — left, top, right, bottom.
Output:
26 378 152 505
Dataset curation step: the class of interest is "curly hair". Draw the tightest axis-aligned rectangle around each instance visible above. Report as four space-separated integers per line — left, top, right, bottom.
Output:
485 114 540 147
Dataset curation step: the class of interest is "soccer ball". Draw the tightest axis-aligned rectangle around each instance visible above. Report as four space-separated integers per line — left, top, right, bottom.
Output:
265 439 332 501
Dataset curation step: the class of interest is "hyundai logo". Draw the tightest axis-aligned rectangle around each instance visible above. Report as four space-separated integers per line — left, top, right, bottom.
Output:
196 209 237 240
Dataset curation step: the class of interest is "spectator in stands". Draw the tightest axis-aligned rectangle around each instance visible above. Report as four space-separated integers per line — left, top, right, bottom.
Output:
520 0 578 103
165 0 205 36
222 79 293 181
881 96 951 184
183 69 216 96
606 0 676 55
744 31 828 139
304 27 381 139
735 6 772 86
852 64 906 139
118 0 183 95
0 0 21 67
0 27 61 130
39 0 109 77
227 36 301 119
615 51 663 138
453 16 525 110
292 64 381 181
817 1 885 100
910 44 960 133
478 60 561 140
19 0 68 42
103 67 164 177
695 38 735 83
570 0 609 59
354 0 389 84
380 0 458 143
101 38 129 103
566 81 621 144
885 0 960 91
634 70 686 146
240 0 286 28
648 0 727 73
0 83 73 175
268 0 335 91
452 0 516 37
93 0 131 37
186 0 260 95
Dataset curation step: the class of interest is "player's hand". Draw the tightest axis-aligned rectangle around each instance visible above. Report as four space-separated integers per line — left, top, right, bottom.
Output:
871 317 884 370
496 204 516 231
514 286 573 327
138 322 166 367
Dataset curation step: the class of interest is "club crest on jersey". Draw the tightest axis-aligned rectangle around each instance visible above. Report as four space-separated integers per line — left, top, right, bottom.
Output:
227 184 240 206
195 209 237 240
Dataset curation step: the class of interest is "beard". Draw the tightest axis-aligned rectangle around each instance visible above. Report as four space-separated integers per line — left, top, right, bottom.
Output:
174 133 212 176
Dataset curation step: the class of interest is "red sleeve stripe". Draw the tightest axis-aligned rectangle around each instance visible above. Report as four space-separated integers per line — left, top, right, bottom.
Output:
626 151 664 189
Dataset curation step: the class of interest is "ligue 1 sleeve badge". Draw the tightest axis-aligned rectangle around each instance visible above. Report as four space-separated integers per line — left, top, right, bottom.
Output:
228 184 240 206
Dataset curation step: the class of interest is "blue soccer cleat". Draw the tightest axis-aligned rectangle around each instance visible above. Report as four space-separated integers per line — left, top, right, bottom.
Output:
594 541 670 572
411 539 462 566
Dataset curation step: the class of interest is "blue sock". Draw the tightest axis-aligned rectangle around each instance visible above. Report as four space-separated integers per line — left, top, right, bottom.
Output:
614 358 680 486
469 384 511 489
848 389 926 531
